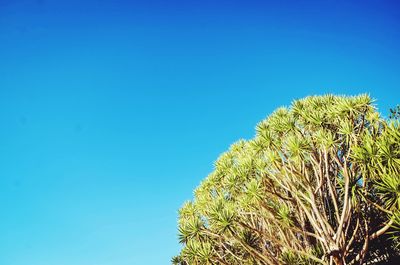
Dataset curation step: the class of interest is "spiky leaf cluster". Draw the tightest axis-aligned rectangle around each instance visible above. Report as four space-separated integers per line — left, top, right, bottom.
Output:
174 95 400 265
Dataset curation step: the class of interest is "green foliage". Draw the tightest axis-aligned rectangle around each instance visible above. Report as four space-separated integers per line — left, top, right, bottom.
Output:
174 95 400 265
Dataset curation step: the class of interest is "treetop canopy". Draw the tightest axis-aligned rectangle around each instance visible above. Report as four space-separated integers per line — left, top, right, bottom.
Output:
174 94 400 265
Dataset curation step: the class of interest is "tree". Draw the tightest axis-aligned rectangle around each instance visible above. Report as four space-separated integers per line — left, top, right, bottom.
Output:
173 95 400 265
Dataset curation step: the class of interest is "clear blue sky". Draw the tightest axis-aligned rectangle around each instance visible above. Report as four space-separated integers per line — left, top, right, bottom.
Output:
0 0 399 264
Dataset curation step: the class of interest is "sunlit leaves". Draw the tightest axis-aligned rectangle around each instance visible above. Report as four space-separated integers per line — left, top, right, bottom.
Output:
376 172 400 210
268 107 295 134
338 120 354 143
244 178 264 204
285 134 310 159
208 199 237 235
174 94 400 264
178 215 205 243
181 240 215 264
314 129 336 150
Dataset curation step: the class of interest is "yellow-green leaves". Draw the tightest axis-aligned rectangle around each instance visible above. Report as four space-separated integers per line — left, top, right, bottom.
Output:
285 134 310 160
314 129 336 150
174 94 400 265
338 120 354 144
208 199 237 235
182 240 215 264
178 216 205 244
244 179 264 205
268 107 295 134
376 172 400 211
